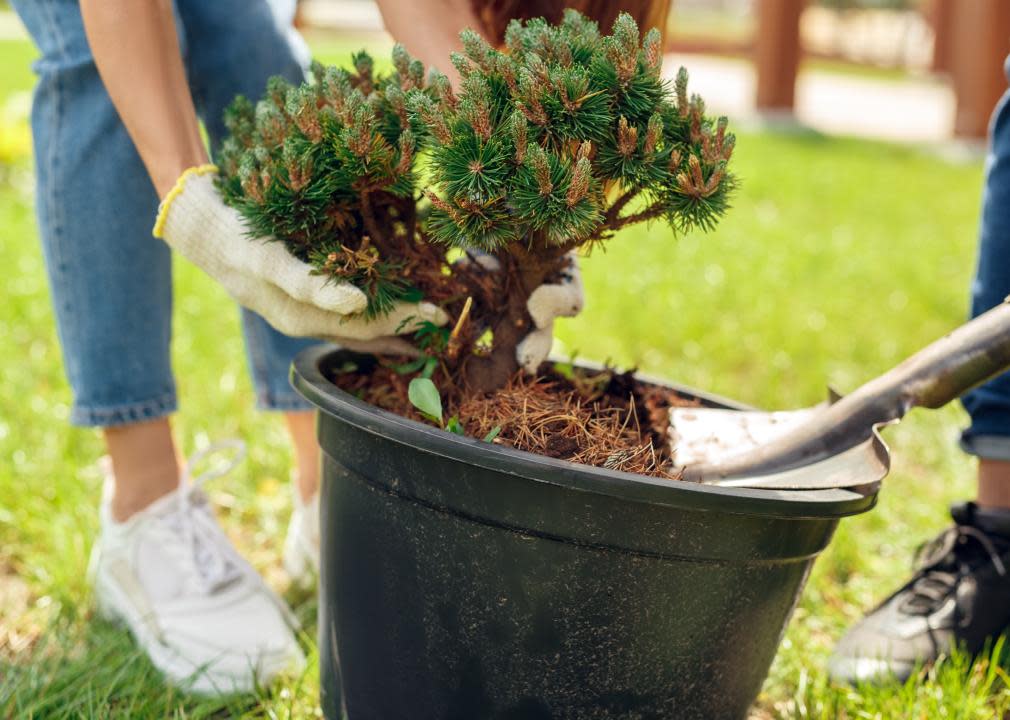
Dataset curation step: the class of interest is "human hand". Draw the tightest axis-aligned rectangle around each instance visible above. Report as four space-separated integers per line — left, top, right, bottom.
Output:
516 254 584 372
460 252 584 372
154 166 447 343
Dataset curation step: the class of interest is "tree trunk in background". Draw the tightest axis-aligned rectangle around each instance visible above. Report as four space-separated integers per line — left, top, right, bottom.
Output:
949 0 1010 139
755 0 806 114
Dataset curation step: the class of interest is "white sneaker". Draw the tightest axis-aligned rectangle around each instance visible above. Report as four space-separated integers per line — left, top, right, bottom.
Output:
283 488 319 587
90 443 305 696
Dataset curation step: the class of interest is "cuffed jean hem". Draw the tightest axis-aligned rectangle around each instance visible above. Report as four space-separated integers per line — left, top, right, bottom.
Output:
70 391 177 428
255 389 312 413
960 431 1010 462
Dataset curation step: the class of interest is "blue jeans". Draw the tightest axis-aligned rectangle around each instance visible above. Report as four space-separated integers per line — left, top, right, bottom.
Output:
961 56 1010 460
13 0 314 427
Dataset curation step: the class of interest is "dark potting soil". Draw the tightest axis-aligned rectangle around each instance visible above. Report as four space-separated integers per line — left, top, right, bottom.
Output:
327 360 700 478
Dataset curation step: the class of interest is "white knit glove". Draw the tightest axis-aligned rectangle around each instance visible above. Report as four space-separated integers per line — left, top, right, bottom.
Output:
516 254 584 372
154 166 446 346
461 253 584 373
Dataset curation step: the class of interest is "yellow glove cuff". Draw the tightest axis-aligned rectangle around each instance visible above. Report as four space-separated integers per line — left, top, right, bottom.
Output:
152 164 219 238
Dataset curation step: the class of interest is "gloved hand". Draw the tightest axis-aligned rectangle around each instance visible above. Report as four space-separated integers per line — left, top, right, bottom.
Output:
517 254 584 372
461 253 584 373
153 166 447 348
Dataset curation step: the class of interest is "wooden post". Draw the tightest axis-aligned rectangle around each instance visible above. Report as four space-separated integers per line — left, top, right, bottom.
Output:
754 0 805 113
949 0 1010 139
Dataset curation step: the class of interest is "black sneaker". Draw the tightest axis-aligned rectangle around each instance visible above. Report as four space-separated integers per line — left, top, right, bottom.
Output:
828 501 1010 685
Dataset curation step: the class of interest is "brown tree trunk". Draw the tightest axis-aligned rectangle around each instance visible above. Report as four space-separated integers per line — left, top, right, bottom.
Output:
460 245 564 394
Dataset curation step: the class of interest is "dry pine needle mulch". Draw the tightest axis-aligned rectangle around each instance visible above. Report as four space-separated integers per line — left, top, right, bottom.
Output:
332 363 698 479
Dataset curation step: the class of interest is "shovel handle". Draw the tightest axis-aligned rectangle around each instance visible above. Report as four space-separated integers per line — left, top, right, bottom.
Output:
890 299 1010 410
690 300 1010 482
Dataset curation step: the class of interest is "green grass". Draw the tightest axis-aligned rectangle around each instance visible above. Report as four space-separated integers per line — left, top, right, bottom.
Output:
1 31 1006 719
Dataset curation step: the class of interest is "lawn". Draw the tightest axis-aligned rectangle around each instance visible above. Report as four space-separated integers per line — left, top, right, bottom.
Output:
1 28 1007 719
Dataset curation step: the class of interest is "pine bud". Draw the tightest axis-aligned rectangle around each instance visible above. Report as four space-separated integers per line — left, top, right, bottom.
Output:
288 88 323 143
425 190 462 223
450 52 473 80
689 96 705 144
384 84 409 127
511 112 528 164
461 28 495 71
319 67 352 118
266 76 290 113
392 44 412 87
239 157 265 204
617 116 638 157
668 147 683 172
675 171 694 199
675 67 689 117
495 55 519 93
460 75 493 141
345 104 375 158
642 28 663 76
675 153 715 199
716 116 728 147
408 60 425 91
721 133 736 162
396 128 415 175
352 51 374 94
689 153 704 187
605 13 640 84
255 101 289 148
567 151 592 207
309 60 326 84
527 53 550 83
643 113 663 155
527 144 553 196
408 94 452 145
428 71 458 111
517 70 548 125
703 164 725 197
284 142 313 192
504 19 525 56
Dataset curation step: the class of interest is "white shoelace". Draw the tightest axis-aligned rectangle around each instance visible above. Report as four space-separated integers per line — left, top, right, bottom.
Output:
147 439 301 629
167 439 248 594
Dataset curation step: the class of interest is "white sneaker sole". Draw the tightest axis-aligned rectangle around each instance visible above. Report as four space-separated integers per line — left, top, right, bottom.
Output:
91 547 302 696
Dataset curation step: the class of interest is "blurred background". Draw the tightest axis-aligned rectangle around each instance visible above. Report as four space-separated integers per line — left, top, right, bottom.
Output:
4 1 1010 718
287 0 1006 142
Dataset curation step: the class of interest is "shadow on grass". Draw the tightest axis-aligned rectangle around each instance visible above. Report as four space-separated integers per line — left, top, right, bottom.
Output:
1 588 320 719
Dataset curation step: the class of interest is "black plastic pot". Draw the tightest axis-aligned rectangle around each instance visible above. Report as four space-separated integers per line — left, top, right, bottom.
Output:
292 345 880 720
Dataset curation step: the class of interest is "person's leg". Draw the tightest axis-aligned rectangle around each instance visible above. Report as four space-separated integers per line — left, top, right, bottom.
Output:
12 0 304 691
104 419 179 520
285 411 320 502
828 58 1010 686
176 0 322 502
961 53 1010 506
12 0 182 521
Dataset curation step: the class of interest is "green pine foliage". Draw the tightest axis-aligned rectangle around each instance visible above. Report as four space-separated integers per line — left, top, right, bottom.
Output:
216 50 431 316
411 10 735 253
216 10 735 328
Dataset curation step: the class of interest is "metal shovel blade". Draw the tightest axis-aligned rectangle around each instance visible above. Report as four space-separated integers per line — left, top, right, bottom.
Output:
676 300 1010 488
670 405 891 491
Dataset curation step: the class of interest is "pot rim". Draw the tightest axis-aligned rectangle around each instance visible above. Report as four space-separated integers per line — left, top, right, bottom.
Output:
292 344 880 519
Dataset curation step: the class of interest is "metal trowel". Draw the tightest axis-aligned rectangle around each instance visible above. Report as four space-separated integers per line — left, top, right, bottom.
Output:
670 300 1010 490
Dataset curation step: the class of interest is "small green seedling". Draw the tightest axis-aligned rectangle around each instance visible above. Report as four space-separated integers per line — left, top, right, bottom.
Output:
408 377 502 442
408 377 443 423
482 427 502 443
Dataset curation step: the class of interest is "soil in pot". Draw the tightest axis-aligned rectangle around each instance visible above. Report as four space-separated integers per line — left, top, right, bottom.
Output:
327 356 701 479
